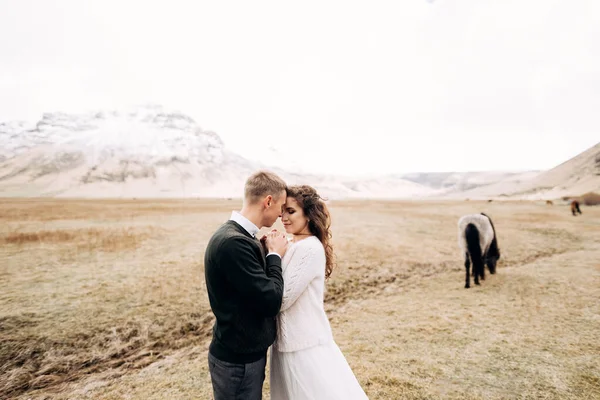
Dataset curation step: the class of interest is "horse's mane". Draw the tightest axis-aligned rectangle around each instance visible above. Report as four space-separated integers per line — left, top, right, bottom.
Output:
480 212 500 258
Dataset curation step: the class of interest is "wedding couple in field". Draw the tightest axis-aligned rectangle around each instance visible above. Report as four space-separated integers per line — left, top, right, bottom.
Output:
204 170 368 399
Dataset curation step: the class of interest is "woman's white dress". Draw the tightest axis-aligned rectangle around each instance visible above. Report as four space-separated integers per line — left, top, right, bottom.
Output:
270 236 368 399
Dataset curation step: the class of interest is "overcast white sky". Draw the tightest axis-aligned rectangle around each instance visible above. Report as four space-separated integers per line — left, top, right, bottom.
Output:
1 0 598 175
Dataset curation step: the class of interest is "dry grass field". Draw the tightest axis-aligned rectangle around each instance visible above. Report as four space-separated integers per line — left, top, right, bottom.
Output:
1 198 599 399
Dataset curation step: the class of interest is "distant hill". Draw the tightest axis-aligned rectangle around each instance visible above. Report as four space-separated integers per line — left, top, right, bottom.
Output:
449 142 600 200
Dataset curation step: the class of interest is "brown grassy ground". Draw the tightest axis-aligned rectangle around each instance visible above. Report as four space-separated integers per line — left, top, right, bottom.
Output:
1 198 599 399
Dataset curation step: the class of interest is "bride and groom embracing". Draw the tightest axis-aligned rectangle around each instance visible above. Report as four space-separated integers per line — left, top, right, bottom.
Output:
204 171 368 399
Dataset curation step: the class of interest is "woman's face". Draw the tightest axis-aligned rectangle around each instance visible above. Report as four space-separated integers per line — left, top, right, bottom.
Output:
282 198 309 235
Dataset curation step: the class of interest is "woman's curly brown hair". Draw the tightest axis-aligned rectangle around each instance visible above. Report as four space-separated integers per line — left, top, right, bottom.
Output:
286 185 335 279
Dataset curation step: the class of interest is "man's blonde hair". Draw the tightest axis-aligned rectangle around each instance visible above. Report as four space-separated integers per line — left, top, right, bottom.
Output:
244 170 287 204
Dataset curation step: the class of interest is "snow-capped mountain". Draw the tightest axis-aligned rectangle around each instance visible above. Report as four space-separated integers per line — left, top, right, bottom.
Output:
4 105 593 200
0 106 263 197
0 106 434 198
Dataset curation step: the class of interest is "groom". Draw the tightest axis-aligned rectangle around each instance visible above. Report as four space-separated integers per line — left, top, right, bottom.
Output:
204 170 289 399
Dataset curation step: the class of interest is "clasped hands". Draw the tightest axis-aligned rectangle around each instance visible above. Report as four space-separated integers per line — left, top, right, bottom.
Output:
260 229 288 257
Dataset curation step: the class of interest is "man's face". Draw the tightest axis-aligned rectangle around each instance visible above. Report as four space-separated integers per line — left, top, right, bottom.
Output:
263 190 287 227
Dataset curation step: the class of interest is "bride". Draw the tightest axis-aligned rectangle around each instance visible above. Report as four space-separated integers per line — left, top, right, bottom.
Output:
269 185 368 399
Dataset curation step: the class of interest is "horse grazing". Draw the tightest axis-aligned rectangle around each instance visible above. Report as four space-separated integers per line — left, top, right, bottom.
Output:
571 200 582 216
458 213 501 289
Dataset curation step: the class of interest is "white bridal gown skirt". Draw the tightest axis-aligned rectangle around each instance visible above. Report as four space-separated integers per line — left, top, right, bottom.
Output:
270 341 368 400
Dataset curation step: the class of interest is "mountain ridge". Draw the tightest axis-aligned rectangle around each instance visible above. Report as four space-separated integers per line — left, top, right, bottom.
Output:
1 106 597 199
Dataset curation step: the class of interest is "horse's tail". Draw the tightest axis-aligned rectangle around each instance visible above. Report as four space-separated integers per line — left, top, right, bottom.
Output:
465 223 484 279
481 212 500 258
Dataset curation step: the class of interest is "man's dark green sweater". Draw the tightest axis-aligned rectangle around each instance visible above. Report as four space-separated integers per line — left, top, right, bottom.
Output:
204 220 284 364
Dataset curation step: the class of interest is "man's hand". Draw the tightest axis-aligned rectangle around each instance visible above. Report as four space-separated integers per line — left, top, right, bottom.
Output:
265 230 288 257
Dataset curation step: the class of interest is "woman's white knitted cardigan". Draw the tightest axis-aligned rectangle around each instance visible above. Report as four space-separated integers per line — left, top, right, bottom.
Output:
274 236 334 352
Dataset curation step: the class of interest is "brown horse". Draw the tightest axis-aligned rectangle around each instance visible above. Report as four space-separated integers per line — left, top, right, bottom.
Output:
571 200 582 216
546 200 554 205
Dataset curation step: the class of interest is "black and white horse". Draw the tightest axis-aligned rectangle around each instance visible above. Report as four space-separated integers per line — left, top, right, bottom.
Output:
458 213 501 288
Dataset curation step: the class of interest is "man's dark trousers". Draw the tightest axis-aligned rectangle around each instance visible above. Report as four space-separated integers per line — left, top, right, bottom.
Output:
208 352 266 399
